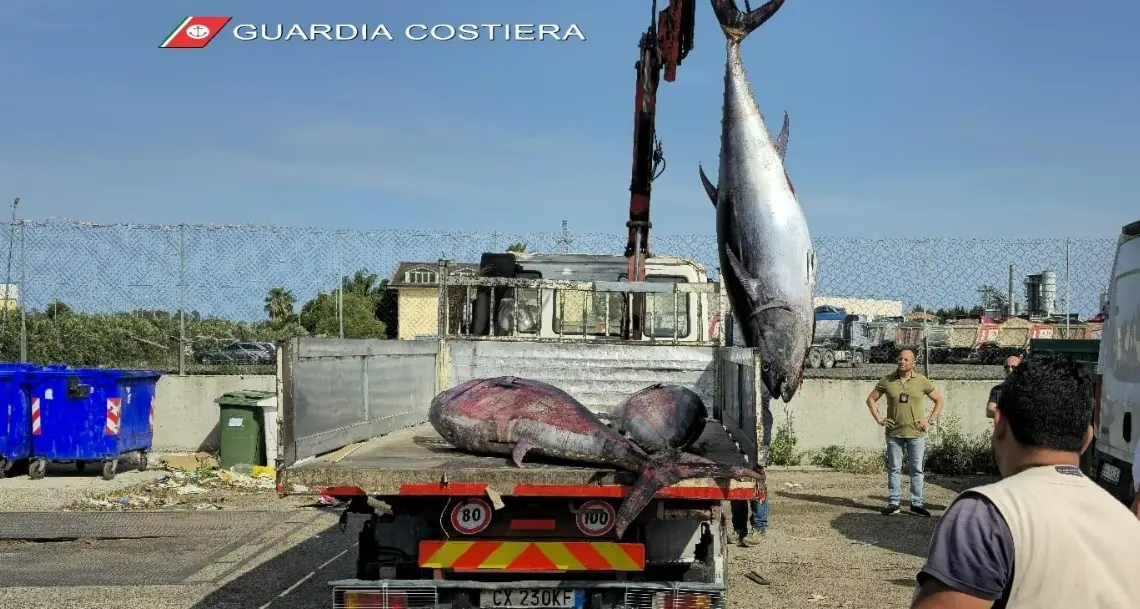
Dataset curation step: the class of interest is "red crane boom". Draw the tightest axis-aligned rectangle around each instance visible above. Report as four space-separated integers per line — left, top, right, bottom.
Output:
624 0 696 339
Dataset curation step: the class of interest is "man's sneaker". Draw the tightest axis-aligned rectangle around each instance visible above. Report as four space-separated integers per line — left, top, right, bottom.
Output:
739 529 766 546
881 504 902 516
910 505 931 517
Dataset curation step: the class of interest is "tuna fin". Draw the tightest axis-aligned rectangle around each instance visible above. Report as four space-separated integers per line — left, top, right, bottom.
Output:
492 376 521 388
726 248 796 319
511 438 534 467
698 164 718 208
614 451 765 537
775 111 789 160
710 0 786 43
724 247 764 299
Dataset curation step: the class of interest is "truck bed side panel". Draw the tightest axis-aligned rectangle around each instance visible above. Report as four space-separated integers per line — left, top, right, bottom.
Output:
278 338 762 484
443 340 717 414
716 347 759 467
279 338 438 466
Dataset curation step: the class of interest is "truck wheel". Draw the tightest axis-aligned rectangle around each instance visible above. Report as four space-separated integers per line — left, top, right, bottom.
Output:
29 459 47 480
101 459 118 481
822 350 836 369
851 351 864 368
0 458 7 479
808 348 822 369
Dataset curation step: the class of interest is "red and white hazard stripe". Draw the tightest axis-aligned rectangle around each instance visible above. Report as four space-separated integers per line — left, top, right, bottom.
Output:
105 397 122 436
31 397 41 436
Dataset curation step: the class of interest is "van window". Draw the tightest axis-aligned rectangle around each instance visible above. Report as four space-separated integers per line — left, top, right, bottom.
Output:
643 275 691 338
553 289 624 336
1106 271 1140 382
497 271 541 334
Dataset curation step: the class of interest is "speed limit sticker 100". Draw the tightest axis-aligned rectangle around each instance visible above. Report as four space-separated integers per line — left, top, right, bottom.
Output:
575 500 616 536
451 498 492 534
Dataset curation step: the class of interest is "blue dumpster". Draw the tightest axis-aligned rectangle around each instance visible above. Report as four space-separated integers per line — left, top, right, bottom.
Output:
0 369 32 478
27 368 162 480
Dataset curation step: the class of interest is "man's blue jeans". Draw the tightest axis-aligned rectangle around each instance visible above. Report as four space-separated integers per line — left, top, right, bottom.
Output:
886 435 926 507
751 498 768 531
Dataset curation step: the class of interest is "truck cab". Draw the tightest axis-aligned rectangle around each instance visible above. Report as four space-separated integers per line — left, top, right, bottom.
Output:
1091 219 1140 504
457 252 719 343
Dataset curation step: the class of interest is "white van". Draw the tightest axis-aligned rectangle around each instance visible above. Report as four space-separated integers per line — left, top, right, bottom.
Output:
1092 219 1140 503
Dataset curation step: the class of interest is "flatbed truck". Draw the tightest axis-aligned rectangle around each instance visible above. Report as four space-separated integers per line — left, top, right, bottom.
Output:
273 271 765 609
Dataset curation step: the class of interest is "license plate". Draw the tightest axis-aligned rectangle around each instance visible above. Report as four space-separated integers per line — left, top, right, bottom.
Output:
480 589 583 608
1100 462 1121 484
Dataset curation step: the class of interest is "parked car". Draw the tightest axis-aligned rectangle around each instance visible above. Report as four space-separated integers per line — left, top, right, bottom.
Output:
196 342 274 365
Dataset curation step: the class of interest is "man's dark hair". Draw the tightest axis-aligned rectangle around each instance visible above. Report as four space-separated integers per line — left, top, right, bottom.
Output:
996 354 1093 451
899 348 916 358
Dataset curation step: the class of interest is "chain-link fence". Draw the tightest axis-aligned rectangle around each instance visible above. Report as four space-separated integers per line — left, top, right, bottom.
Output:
0 219 1117 378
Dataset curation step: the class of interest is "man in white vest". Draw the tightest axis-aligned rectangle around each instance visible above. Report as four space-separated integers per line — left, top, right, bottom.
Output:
1133 440 1140 518
910 354 1140 609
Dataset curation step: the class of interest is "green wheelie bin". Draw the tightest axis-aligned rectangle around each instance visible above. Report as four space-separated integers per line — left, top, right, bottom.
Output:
216 389 275 470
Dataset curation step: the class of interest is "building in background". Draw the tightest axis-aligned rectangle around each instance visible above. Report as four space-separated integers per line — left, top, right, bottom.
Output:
388 262 480 340
813 296 903 318
0 284 18 311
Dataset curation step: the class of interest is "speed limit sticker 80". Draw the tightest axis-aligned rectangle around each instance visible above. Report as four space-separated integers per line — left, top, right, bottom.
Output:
575 500 616 536
450 498 492 534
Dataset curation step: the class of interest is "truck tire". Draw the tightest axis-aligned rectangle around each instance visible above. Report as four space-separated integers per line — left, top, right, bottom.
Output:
822 350 836 369
851 350 864 368
808 348 823 369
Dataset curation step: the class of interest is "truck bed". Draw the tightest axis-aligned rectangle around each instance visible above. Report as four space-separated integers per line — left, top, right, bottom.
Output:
279 419 759 500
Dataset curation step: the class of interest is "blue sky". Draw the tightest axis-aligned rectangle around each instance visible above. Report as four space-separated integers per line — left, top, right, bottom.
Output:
3 0 1137 238
0 1 1132 320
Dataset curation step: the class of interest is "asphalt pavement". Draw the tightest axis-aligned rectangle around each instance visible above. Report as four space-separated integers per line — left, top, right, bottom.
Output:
0 508 367 609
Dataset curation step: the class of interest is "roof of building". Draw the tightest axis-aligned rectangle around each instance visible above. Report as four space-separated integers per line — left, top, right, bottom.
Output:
388 261 481 288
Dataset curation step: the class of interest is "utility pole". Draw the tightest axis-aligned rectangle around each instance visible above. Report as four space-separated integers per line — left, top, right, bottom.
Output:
2 198 17 324
19 218 26 362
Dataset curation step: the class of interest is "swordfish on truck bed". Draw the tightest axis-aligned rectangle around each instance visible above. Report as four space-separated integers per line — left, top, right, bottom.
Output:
429 376 763 537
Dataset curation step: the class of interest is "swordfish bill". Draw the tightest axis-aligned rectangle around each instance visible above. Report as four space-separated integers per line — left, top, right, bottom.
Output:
699 0 817 403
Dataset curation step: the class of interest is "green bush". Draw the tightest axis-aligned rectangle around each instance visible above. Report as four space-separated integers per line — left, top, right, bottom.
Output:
810 445 885 474
926 416 998 476
769 421 802 466
764 414 997 476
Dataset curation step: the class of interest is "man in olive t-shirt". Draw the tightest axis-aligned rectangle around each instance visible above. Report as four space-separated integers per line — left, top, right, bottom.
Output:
865 348 945 516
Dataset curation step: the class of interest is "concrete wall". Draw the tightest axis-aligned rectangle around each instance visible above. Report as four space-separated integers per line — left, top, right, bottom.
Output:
152 374 275 452
774 379 996 451
150 373 996 455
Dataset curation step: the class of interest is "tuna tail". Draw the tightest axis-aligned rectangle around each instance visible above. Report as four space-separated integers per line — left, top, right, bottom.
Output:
710 0 786 43
613 450 764 537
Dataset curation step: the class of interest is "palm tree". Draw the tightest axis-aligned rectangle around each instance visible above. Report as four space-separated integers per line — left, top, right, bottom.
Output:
264 287 296 321
506 242 527 253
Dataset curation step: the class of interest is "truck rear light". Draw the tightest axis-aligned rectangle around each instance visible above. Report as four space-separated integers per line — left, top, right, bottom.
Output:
653 592 712 609
343 590 408 609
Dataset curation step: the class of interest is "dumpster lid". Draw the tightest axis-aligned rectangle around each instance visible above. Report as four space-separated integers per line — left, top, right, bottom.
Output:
216 389 276 406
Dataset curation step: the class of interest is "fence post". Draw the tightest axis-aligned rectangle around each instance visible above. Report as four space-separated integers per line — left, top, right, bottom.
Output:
336 233 344 339
437 259 451 337
19 220 26 363
1064 238 1071 332
921 238 930 378
178 223 186 376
